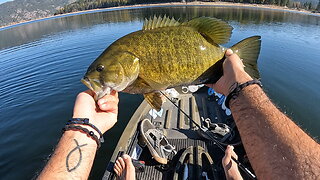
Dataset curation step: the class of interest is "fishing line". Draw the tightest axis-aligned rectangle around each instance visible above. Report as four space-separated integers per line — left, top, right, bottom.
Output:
160 91 257 180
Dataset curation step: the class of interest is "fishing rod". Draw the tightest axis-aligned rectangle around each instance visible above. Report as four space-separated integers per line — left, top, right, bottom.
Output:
160 91 257 180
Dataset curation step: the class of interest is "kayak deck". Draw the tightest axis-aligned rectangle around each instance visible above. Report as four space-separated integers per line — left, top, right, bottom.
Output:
103 86 253 179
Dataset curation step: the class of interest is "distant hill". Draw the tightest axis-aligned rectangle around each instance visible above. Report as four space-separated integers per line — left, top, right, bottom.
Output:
0 0 76 27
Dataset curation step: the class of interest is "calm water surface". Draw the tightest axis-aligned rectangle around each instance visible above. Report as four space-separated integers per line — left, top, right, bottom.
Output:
0 6 319 179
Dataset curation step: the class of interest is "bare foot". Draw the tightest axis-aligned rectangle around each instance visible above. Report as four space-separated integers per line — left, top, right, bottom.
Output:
113 154 135 180
222 145 243 180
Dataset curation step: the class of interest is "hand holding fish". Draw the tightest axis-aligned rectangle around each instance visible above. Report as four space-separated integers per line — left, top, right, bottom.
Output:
72 90 119 134
207 49 253 96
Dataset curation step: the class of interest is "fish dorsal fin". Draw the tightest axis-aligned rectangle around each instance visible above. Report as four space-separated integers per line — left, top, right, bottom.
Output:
143 15 180 30
183 17 233 44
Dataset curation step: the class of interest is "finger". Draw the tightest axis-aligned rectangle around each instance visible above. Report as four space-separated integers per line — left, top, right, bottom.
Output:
73 91 96 116
118 157 126 170
227 53 242 64
99 101 118 112
98 91 118 104
99 96 119 106
225 49 234 57
77 91 93 100
76 91 97 106
98 94 119 106
110 90 118 97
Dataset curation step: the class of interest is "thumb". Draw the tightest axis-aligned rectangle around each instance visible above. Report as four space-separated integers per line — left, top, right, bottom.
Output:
222 145 234 165
225 49 234 57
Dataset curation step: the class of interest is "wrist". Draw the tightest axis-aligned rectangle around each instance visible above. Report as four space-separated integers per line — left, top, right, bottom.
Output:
227 80 262 109
225 70 253 95
70 117 102 135
63 130 98 148
66 118 105 148
234 70 253 84
72 115 115 134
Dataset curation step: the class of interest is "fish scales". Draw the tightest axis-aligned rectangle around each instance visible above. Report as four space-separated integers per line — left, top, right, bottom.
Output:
114 26 224 87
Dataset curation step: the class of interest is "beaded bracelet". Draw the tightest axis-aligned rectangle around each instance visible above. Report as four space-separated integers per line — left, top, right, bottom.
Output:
67 118 104 143
62 124 101 148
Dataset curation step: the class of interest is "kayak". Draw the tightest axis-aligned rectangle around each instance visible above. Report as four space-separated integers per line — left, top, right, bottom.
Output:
103 86 254 179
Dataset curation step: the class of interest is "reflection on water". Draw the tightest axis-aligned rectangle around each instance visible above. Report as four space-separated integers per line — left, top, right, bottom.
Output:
1 6 319 50
0 6 319 180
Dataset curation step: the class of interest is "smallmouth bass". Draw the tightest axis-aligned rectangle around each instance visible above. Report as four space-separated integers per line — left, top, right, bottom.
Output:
82 16 261 110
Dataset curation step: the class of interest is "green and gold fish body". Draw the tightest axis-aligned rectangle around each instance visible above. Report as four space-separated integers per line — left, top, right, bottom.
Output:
82 16 261 110
110 26 225 94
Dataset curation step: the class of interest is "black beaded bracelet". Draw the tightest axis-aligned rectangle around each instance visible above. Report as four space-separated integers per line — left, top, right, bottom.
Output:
225 79 262 109
67 118 104 143
62 124 101 148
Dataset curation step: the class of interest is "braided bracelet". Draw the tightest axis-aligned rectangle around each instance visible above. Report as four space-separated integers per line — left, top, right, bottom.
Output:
62 124 101 148
67 118 104 143
225 79 263 109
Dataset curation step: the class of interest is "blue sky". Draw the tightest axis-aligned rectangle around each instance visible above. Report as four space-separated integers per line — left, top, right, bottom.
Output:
0 0 13 4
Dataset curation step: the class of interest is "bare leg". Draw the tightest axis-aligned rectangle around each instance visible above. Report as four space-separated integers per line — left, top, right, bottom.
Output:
113 154 135 180
222 145 243 180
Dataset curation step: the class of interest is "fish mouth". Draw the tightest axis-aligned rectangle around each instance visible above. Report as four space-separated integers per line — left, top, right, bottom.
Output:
95 86 112 100
81 78 113 101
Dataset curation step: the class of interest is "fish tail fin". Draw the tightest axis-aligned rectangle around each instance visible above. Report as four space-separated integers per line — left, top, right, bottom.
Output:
231 36 261 79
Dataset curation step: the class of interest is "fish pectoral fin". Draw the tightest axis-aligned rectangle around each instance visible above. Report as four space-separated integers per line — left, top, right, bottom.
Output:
122 77 154 94
143 15 180 30
182 17 233 45
144 91 164 111
144 78 168 91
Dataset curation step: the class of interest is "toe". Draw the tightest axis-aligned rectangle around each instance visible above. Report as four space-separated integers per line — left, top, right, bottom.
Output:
115 159 123 175
122 154 134 169
122 154 136 180
222 145 233 166
114 163 121 176
118 157 126 170
113 167 119 176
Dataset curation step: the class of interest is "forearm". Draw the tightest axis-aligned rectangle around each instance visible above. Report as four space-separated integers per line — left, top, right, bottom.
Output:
38 130 97 179
230 85 320 179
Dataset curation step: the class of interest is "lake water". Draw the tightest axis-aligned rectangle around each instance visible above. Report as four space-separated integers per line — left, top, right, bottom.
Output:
0 5 319 179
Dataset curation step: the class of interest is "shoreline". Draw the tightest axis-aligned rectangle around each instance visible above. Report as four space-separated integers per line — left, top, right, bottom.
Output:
1 1 319 30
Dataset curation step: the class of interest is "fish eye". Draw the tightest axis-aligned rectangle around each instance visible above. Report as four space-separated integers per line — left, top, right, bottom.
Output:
96 65 104 72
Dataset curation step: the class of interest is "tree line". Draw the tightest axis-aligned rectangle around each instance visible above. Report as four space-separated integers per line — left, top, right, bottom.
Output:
54 0 320 15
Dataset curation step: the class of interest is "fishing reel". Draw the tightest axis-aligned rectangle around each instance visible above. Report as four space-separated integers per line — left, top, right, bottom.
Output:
199 117 242 146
